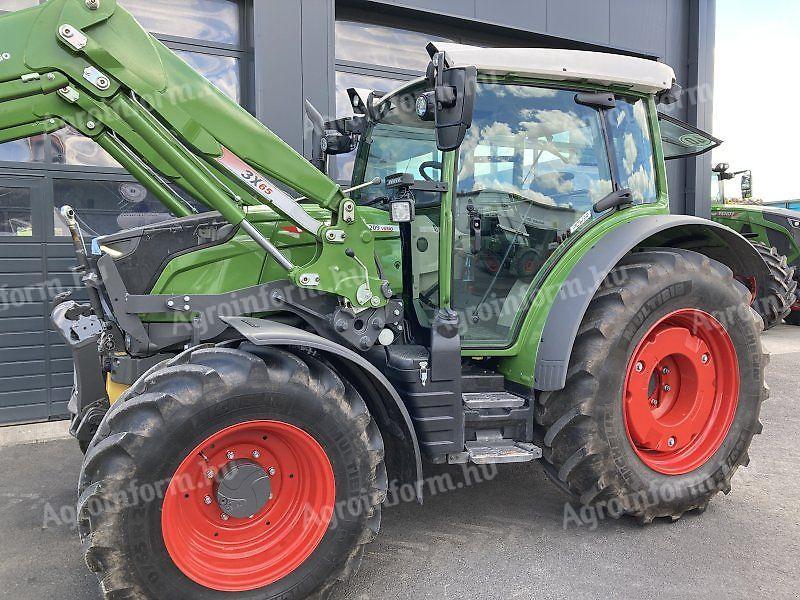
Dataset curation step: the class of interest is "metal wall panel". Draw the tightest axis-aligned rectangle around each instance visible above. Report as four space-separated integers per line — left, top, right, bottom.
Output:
664 0 691 214
376 0 476 18
475 0 547 32
610 0 667 57
546 0 611 46
254 0 305 151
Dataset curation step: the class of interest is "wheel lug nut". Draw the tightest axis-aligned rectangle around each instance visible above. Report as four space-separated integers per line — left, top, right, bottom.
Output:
226 451 235 460
667 437 676 447
252 450 261 459
663 384 671 392
205 470 214 480
203 495 212 505
268 467 276 476
635 361 644 372
701 353 710 364
662 367 670 375
650 398 659 407
221 513 229 521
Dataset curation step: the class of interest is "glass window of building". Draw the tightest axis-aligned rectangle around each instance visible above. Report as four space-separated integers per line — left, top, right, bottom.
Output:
0 187 32 238
335 21 449 72
0 137 46 164
1 1 247 167
0 1 249 245
119 0 241 45
0 1 38 11
176 50 242 103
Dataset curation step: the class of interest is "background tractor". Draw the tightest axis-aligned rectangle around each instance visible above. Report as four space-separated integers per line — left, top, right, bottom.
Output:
711 163 800 326
0 2 775 598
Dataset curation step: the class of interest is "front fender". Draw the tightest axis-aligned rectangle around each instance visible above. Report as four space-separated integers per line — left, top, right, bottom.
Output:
534 215 768 392
220 316 424 502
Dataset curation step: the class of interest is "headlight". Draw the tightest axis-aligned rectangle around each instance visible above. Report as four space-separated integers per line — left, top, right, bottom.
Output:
390 199 415 223
415 92 435 121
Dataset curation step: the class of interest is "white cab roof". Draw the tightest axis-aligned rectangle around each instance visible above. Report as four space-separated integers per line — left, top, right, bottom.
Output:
432 42 676 94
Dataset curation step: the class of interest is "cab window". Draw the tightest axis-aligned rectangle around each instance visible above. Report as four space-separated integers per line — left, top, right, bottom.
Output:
608 98 657 203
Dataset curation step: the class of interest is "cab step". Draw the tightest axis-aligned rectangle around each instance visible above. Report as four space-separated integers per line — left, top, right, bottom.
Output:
450 430 542 465
462 391 525 410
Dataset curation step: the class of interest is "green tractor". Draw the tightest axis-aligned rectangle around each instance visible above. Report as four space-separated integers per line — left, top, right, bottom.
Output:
711 164 800 327
0 2 775 598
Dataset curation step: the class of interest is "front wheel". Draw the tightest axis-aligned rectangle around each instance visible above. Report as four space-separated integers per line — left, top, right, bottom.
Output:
536 249 767 523
78 345 386 599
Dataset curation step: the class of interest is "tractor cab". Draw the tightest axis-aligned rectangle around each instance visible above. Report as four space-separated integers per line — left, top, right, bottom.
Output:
318 43 673 347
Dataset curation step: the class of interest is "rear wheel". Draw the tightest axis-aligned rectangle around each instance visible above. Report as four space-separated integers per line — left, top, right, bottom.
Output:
536 249 767 522
751 242 797 329
78 345 386 599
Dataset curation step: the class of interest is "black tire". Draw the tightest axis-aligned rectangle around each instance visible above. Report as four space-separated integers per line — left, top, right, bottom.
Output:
535 248 768 523
785 268 800 325
751 242 797 329
78 344 386 599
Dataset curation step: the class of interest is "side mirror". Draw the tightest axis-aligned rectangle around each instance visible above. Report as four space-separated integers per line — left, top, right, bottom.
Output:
741 171 753 200
418 53 476 152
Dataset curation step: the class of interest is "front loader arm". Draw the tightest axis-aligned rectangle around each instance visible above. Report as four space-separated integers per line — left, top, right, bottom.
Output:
0 0 390 309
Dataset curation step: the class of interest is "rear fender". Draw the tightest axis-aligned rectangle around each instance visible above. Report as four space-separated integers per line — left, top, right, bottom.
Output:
535 215 768 392
221 316 424 502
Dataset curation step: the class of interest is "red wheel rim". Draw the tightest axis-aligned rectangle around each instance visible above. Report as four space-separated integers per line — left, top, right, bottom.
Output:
483 254 501 274
161 420 335 592
623 309 739 475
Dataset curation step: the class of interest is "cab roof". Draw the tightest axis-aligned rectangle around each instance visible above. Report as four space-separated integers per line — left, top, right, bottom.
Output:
430 42 676 95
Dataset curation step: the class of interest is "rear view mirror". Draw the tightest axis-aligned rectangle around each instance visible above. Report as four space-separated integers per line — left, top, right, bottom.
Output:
419 52 476 152
741 171 753 200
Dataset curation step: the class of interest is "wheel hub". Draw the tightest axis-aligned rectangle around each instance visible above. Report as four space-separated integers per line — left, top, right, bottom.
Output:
623 309 739 475
215 459 272 519
161 420 336 592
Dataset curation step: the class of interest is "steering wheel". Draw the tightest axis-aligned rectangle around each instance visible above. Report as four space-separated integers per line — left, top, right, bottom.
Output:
419 160 443 182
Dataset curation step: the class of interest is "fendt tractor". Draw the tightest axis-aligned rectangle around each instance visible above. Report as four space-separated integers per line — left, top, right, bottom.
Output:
0 2 774 598
712 202 800 326
710 165 800 326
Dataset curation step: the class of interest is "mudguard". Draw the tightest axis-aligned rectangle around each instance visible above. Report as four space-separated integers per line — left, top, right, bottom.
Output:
220 316 425 501
534 214 769 391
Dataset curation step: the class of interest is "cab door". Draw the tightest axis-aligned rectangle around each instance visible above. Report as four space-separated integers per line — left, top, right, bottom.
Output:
449 82 615 347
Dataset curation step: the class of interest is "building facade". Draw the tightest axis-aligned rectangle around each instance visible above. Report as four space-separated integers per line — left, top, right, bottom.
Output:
0 0 716 425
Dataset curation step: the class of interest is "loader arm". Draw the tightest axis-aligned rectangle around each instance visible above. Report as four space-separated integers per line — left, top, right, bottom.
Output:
0 0 390 308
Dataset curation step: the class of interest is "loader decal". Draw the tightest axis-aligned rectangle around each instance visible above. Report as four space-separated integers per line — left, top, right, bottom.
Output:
216 147 283 204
